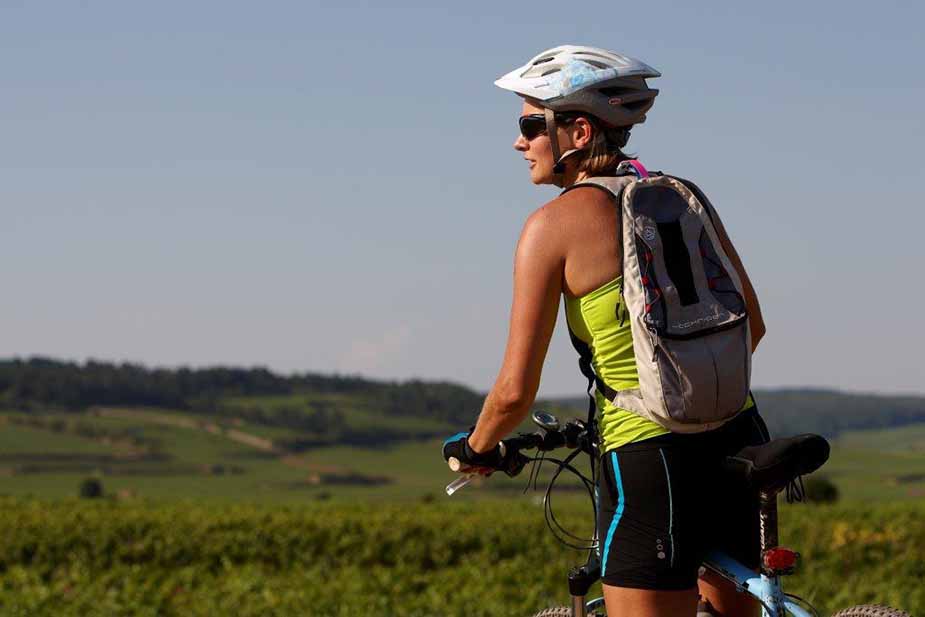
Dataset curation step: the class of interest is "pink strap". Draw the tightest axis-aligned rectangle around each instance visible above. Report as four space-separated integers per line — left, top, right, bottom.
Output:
623 159 649 178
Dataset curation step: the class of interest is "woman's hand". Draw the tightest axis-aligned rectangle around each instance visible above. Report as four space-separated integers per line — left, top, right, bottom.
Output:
442 430 529 477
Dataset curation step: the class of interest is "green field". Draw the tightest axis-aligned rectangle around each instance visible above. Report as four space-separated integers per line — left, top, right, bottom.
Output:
825 423 925 501
0 405 465 503
3 406 925 504
0 498 921 617
1 404 924 615
224 392 455 434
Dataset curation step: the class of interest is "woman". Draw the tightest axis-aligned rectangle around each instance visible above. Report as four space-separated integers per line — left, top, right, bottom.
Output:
442 46 769 617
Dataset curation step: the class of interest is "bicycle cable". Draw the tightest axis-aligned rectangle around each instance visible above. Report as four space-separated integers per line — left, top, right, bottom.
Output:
783 592 820 617
786 475 806 503
522 447 597 550
523 449 546 494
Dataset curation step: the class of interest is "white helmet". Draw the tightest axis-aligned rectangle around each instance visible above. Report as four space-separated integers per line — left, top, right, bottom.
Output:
495 45 660 181
495 45 661 128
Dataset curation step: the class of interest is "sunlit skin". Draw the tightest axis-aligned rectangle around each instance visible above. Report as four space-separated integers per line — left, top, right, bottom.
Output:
513 98 590 187
464 97 766 617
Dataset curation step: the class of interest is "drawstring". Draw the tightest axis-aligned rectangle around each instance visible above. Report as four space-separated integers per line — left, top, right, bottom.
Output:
617 281 626 327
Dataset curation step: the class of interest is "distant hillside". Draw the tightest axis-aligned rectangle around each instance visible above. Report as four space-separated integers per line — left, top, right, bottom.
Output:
0 357 482 431
541 389 925 438
3 357 923 439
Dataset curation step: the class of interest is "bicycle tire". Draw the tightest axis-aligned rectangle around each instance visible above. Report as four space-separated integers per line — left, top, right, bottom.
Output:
530 607 605 617
530 609 571 617
830 605 912 617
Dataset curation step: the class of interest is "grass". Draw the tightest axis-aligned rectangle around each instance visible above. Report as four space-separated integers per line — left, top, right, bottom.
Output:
224 391 455 433
823 423 925 502
4 405 925 505
0 498 921 616
0 420 114 455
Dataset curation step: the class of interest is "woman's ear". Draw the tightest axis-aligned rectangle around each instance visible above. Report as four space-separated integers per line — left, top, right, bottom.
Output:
572 117 594 149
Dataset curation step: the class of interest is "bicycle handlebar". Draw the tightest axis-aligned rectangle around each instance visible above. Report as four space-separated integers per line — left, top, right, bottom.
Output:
445 417 591 495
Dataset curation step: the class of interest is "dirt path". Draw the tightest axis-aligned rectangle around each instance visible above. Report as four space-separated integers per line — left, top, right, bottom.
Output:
278 454 347 474
91 408 349 475
92 408 277 452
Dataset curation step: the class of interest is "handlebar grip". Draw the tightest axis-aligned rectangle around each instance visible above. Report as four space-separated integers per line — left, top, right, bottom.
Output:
505 432 545 451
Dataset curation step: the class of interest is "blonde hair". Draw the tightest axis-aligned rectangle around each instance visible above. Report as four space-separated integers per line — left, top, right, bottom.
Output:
575 120 632 177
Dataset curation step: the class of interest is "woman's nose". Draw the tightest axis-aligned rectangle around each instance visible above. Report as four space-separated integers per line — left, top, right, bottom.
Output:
513 134 528 150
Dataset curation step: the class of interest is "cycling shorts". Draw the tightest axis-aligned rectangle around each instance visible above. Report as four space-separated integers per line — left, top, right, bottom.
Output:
597 406 771 590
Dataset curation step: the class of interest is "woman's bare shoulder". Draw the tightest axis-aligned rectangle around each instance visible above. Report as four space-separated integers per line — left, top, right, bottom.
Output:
528 186 614 225
551 184 616 209
533 186 617 235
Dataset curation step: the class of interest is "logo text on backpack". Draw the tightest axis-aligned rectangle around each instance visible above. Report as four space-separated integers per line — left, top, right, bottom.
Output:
674 314 722 330
643 227 657 242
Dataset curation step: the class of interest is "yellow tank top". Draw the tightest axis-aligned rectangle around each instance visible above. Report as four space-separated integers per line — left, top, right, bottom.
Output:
564 277 668 452
564 276 754 452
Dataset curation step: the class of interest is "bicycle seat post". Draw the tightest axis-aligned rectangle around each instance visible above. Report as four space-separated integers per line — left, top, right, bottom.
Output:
757 489 789 616
758 489 779 552
567 557 600 617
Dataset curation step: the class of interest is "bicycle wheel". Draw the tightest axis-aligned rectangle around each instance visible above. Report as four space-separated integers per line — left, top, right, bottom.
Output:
530 608 605 617
830 605 912 617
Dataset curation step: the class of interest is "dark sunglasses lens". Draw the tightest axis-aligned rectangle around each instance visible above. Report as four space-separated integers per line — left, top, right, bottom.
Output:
519 115 546 140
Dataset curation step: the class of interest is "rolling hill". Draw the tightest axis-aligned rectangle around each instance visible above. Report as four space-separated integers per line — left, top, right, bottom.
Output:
2 357 925 503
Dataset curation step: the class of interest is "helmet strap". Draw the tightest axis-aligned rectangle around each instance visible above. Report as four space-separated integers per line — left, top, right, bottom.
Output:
545 107 583 187
545 108 565 180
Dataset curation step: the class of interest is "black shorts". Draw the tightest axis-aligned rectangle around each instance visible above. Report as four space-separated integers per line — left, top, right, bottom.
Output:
597 406 771 590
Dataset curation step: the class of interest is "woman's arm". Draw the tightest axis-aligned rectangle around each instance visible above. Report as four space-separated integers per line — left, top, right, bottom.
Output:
467 206 564 453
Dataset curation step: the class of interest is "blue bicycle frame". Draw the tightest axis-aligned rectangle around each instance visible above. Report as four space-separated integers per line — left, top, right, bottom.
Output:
578 549 811 617
701 550 811 617
445 410 826 617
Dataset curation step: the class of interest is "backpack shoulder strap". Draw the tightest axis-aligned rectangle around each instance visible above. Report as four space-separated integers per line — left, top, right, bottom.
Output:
559 174 636 419
617 159 649 179
665 174 717 227
565 175 636 200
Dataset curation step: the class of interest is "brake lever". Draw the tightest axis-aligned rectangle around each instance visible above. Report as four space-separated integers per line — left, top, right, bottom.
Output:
446 474 475 496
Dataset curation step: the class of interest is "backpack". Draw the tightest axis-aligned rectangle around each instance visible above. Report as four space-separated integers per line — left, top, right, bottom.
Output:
570 160 751 433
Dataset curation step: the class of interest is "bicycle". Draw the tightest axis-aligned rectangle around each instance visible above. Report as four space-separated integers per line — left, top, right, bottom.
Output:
446 410 911 617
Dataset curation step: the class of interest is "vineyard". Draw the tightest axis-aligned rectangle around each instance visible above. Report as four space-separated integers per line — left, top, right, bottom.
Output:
1 498 922 616
1 364 923 614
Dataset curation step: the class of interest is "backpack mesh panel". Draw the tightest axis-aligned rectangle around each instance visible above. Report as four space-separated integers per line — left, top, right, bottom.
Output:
698 228 746 316
635 233 667 332
631 185 687 222
657 220 699 306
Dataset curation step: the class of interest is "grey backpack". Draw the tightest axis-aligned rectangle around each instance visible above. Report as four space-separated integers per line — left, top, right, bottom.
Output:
573 161 751 433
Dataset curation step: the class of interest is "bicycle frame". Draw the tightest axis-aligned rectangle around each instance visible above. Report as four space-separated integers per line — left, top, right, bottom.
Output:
568 498 811 617
576 550 811 617
701 550 812 617
445 411 819 617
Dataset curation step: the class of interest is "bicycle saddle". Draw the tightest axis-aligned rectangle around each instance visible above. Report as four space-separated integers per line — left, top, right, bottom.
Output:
723 434 830 494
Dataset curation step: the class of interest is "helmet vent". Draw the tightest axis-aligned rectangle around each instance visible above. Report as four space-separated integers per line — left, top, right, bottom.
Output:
578 50 616 60
599 86 637 97
532 56 555 65
623 99 651 112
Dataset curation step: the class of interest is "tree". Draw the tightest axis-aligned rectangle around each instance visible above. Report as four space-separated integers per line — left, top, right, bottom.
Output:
79 478 104 499
802 474 839 503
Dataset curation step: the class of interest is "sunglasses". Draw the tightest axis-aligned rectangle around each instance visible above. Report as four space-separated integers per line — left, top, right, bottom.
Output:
518 114 548 140
518 113 580 140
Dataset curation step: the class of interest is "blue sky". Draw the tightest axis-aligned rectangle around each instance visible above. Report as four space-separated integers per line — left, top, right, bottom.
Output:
2 0 923 396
